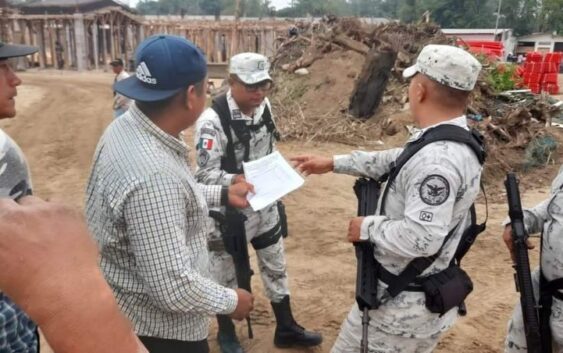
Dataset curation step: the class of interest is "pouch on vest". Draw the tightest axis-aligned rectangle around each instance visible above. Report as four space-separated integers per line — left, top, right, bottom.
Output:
421 266 473 315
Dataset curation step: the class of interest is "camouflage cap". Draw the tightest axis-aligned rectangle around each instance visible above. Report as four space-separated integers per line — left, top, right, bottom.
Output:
229 52 272 85
403 44 482 91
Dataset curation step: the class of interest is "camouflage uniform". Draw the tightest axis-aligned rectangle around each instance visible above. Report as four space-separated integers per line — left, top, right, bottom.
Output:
194 90 289 303
504 166 563 353
330 117 483 353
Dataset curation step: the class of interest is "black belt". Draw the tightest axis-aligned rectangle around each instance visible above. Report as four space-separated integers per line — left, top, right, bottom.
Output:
379 266 425 292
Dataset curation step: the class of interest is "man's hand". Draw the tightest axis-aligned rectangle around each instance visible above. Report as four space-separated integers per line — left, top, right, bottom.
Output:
0 196 98 305
230 288 254 321
233 174 246 184
0 196 141 353
290 155 334 176
502 224 535 261
347 217 365 243
228 181 255 209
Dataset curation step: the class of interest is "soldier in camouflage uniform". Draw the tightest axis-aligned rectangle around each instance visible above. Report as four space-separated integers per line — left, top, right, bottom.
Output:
503 169 563 352
292 45 484 353
194 53 322 353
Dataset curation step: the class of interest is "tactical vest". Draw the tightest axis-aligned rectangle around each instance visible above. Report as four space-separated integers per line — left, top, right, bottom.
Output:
210 93 287 248
373 124 488 314
211 93 280 174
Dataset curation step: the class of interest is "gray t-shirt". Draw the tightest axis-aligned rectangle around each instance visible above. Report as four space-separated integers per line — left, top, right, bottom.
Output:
0 128 38 353
0 128 32 199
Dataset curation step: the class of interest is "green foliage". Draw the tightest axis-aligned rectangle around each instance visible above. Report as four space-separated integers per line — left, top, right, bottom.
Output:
525 135 557 170
134 0 563 36
486 62 521 92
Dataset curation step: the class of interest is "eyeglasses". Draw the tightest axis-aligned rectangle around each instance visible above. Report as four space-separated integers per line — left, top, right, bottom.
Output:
234 77 273 93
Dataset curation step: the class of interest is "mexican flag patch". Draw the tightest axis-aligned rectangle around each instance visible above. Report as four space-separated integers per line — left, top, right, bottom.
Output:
198 137 214 150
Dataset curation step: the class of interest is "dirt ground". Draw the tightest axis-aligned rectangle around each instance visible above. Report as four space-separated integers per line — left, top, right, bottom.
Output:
2 70 561 353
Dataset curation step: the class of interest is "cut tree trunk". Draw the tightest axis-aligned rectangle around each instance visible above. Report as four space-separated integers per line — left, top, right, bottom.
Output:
349 47 397 120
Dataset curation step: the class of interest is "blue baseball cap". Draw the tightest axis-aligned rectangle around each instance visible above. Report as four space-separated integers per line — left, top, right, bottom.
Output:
114 35 207 102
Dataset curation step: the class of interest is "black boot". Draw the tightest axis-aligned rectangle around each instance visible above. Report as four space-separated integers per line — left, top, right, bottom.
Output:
271 295 323 348
216 315 244 353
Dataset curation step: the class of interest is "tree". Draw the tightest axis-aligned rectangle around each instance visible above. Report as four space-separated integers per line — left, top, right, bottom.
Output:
500 0 537 35
538 0 563 34
398 0 417 22
200 0 224 19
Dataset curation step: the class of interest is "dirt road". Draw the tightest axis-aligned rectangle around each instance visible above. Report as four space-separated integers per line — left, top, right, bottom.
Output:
1 70 557 353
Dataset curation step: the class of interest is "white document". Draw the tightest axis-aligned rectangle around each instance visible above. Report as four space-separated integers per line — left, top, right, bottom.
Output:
243 151 304 211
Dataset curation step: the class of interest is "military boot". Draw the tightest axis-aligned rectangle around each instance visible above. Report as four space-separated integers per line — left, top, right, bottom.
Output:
216 315 244 353
270 295 323 348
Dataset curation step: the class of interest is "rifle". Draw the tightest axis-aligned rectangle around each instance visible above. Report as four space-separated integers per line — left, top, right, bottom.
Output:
504 173 542 353
353 178 381 353
210 207 254 339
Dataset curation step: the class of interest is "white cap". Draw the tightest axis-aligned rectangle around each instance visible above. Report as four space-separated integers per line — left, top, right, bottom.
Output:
229 52 272 85
403 44 482 91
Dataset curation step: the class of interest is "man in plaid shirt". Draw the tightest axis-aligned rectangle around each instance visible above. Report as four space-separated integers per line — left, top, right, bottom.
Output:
86 35 254 353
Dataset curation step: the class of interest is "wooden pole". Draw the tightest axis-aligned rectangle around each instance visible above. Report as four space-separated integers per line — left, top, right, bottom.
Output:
48 20 56 67
38 21 47 69
92 21 99 70
65 21 72 67
109 13 115 60
101 16 107 68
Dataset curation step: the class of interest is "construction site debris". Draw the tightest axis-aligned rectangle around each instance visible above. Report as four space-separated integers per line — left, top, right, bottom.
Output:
269 17 562 178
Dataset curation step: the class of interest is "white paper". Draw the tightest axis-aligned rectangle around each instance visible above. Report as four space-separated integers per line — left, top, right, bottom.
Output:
243 151 304 211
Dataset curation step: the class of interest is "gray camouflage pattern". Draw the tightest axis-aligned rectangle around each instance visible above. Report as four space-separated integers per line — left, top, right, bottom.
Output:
504 165 563 352
332 116 483 351
194 90 289 302
403 45 482 91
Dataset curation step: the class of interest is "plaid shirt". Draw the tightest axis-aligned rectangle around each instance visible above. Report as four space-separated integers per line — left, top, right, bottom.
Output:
85 104 238 341
0 128 38 353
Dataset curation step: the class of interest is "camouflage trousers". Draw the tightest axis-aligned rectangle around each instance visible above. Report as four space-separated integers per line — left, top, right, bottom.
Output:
505 268 563 353
208 203 290 303
331 303 441 353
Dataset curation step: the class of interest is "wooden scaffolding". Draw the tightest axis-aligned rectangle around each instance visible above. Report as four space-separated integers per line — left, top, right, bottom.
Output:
0 0 289 71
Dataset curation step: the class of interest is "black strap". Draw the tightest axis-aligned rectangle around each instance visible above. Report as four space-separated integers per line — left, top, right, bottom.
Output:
385 224 459 297
376 124 487 298
544 277 563 300
211 93 280 174
379 125 486 213
454 181 488 265
250 222 283 250
212 94 241 174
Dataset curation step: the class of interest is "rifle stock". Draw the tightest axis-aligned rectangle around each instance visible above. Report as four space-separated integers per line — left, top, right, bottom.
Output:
353 178 381 353
505 173 542 353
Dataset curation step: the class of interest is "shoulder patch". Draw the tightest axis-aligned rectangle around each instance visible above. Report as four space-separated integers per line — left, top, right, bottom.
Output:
419 174 450 206
197 149 210 167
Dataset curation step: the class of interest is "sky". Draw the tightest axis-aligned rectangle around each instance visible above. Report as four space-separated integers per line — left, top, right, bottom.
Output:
128 0 292 10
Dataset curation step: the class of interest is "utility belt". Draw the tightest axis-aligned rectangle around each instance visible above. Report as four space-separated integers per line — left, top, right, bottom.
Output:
379 261 473 315
208 201 288 252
